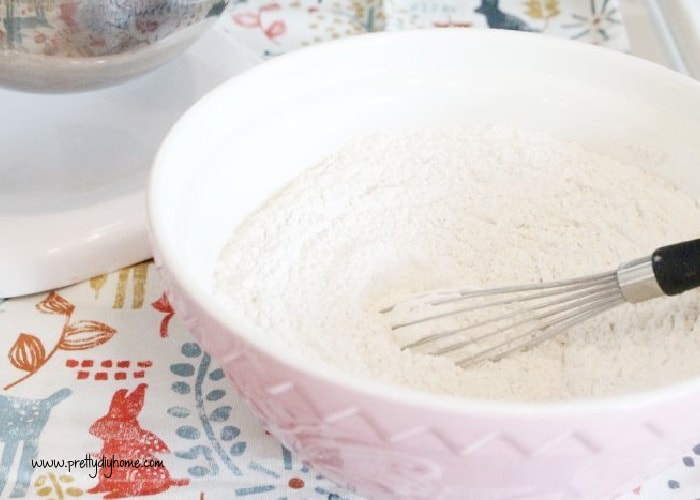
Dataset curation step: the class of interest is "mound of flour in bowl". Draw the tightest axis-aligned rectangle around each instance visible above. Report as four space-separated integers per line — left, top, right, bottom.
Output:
214 124 700 402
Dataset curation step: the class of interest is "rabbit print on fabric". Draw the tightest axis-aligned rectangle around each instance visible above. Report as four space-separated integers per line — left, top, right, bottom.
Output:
88 383 188 499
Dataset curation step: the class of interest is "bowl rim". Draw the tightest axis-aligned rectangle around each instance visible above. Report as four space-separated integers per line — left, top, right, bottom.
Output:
149 28 700 417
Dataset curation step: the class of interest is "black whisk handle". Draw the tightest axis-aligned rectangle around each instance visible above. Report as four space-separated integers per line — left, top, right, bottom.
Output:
652 238 700 296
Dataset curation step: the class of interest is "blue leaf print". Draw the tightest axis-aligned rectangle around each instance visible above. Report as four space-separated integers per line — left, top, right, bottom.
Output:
175 445 219 477
175 445 210 460
209 368 225 381
182 342 202 358
175 444 219 477
171 381 191 394
171 362 196 377
188 465 210 477
230 442 247 456
167 406 191 418
206 389 226 401
210 406 233 422
220 425 241 441
235 485 275 496
176 425 201 439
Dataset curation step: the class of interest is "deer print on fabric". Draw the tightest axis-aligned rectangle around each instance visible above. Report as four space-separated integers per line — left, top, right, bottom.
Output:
0 388 72 497
88 383 188 499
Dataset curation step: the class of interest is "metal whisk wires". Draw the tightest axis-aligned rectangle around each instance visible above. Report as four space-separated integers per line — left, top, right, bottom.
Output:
381 239 700 368
383 272 625 367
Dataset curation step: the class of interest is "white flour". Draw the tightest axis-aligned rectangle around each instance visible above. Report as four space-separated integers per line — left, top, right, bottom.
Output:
214 124 700 402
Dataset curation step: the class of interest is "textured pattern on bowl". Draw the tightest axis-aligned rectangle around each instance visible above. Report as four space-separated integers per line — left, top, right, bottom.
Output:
149 30 700 499
0 0 227 91
157 273 700 499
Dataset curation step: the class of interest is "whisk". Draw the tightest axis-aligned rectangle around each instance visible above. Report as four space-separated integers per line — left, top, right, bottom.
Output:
381 239 700 368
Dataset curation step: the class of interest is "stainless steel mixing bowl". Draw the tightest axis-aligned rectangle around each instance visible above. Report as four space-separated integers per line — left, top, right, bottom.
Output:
0 0 228 92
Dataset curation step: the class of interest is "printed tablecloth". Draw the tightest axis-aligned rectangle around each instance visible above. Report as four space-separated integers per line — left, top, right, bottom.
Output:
3 1 699 499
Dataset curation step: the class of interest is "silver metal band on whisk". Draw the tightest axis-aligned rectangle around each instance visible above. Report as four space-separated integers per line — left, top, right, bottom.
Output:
616 256 666 303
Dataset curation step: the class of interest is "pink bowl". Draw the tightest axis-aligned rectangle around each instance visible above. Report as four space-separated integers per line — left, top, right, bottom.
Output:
148 29 700 499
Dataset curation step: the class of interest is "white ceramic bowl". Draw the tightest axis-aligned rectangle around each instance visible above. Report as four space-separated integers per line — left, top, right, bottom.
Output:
0 0 227 92
149 30 700 499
